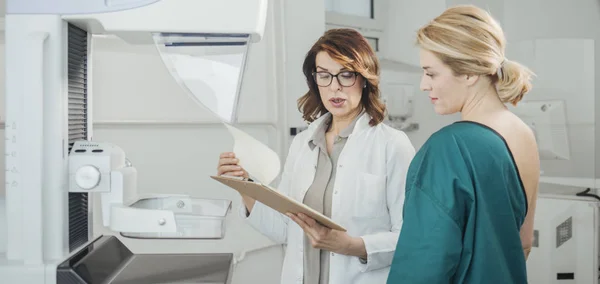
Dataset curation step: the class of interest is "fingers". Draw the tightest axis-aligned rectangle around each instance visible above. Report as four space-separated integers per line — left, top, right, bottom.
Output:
218 152 238 167
292 213 336 250
287 213 310 231
218 157 240 167
290 213 322 231
286 213 300 225
287 213 320 243
297 213 318 227
220 164 241 171
220 152 236 159
217 165 242 176
217 152 247 177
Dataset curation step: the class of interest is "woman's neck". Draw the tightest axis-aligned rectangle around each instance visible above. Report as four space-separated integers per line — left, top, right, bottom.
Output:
461 85 507 122
329 108 362 136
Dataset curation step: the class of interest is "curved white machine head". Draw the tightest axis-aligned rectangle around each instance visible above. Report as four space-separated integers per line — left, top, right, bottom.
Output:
8 0 268 123
9 0 267 43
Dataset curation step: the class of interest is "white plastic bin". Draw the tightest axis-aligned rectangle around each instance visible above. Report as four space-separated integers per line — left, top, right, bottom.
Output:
120 196 232 239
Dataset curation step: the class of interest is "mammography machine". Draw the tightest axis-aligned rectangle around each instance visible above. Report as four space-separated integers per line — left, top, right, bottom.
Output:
0 0 268 283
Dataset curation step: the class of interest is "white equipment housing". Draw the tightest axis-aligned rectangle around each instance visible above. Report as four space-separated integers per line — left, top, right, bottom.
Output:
527 194 600 283
0 0 268 283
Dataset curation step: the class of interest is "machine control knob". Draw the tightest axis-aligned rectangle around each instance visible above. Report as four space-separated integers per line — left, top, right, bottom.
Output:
75 165 101 190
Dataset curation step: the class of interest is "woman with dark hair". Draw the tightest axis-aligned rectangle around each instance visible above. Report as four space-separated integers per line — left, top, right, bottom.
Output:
218 28 415 284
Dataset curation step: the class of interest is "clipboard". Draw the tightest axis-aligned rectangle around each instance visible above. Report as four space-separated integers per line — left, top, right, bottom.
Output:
210 175 346 232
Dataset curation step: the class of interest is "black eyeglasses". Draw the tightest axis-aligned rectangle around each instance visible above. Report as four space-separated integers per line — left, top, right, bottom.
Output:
312 71 359 87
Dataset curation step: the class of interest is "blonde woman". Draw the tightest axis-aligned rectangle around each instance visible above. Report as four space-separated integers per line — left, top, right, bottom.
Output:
387 5 540 284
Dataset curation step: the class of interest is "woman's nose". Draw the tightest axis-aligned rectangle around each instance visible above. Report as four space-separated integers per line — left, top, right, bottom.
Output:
329 77 342 91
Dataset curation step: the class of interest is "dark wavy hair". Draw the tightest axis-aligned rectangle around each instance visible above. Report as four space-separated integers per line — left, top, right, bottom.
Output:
297 28 386 126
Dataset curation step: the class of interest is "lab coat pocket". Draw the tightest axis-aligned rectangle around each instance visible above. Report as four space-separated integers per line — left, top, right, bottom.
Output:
352 172 387 218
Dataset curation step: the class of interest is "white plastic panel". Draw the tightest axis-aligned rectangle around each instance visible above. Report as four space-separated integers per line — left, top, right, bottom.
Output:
153 33 250 124
120 196 232 239
62 0 268 44
527 195 599 284
381 83 414 118
6 0 158 14
109 205 177 233
4 14 68 264
325 0 372 19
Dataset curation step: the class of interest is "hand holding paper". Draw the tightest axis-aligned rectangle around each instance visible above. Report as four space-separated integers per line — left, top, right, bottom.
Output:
223 123 281 185
217 152 249 178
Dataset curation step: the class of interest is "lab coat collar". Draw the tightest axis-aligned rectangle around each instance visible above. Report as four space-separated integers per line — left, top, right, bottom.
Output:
307 110 364 151
306 111 371 139
307 115 330 151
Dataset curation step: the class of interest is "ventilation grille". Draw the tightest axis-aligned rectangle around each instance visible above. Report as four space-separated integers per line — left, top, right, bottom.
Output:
68 23 89 252
556 217 573 248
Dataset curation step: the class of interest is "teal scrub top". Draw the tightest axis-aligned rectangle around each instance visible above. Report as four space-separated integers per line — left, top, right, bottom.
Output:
387 121 529 283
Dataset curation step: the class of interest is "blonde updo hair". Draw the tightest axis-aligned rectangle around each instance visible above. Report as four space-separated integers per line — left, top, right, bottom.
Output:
417 5 534 105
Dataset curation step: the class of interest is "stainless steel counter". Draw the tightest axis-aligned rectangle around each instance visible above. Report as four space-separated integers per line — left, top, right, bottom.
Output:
57 235 233 284
110 253 232 284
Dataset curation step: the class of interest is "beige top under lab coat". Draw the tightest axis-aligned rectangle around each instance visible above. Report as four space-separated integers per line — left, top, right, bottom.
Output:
303 112 361 284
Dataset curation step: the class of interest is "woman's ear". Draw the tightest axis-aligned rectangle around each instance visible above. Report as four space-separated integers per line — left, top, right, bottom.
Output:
464 74 479 87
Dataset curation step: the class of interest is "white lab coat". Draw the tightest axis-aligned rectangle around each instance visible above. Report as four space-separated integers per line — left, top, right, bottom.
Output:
240 112 415 284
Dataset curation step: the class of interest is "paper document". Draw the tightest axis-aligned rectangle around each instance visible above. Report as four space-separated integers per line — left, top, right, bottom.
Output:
223 123 281 185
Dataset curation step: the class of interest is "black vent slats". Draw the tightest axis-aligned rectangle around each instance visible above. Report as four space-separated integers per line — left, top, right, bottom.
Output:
67 23 89 252
67 24 88 150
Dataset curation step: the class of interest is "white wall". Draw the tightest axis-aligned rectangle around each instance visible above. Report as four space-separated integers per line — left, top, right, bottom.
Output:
283 0 326 134
0 42 4 197
502 0 599 193
382 0 446 69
